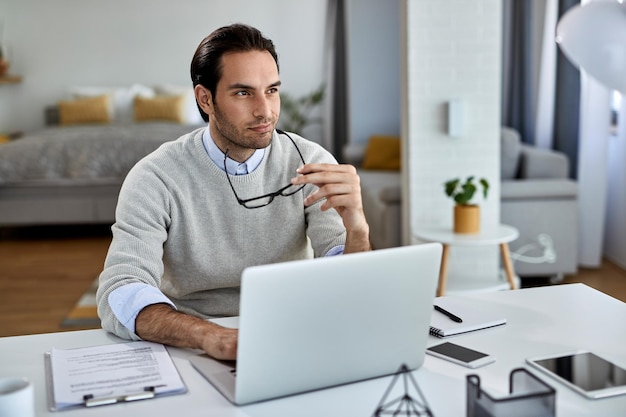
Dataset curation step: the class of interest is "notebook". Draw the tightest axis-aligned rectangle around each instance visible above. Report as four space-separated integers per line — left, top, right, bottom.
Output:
429 295 506 338
189 243 442 405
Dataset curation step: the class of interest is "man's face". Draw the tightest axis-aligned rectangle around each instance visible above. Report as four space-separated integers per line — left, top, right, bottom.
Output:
205 50 281 161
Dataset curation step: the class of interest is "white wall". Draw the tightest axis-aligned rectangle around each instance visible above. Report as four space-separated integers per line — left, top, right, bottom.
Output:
577 73 611 267
0 0 327 137
346 0 401 145
604 98 626 270
402 0 502 279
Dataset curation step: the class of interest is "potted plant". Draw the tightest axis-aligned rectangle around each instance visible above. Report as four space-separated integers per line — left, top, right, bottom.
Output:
444 176 489 234
278 84 325 135
0 44 8 77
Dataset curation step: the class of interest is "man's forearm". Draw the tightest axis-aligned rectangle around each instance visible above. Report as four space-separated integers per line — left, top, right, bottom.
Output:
344 225 371 253
135 304 238 360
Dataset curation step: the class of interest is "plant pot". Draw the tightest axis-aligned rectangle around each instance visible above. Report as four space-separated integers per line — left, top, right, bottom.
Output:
0 59 8 77
454 204 480 234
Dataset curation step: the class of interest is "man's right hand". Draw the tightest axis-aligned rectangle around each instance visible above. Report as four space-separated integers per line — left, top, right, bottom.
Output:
199 323 238 360
135 303 238 360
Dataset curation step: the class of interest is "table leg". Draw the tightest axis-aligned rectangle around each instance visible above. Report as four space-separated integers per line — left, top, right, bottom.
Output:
499 243 517 290
437 244 450 297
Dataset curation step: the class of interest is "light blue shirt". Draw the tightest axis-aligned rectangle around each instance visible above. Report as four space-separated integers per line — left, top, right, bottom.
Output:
109 128 344 336
202 128 265 175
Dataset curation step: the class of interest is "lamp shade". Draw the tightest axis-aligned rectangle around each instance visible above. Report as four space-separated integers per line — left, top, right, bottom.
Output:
556 1 626 93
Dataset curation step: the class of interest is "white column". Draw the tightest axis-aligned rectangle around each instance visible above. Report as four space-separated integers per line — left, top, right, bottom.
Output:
402 0 502 280
577 73 611 267
603 93 626 270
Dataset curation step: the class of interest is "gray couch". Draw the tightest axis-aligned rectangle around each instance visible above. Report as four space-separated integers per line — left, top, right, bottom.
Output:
344 127 579 279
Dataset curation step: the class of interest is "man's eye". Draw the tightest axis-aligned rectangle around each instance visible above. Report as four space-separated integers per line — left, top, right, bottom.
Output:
236 91 249 96
268 88 278 94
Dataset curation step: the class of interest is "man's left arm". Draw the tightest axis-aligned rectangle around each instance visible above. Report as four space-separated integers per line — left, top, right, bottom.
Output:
292 163 371 253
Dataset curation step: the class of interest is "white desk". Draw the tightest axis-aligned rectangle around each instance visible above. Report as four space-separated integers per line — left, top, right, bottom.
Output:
415 225 520 296
1 284 625 416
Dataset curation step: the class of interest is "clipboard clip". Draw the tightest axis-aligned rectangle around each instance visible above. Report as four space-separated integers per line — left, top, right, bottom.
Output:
83 386 160 407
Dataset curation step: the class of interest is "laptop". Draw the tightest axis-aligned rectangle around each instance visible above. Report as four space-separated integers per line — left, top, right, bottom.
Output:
189 243 442 405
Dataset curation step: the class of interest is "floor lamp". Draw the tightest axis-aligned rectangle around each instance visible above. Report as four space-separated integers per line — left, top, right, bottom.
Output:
556 0 626 94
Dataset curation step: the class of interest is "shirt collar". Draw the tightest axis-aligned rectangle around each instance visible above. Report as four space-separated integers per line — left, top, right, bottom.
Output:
202 127 265 175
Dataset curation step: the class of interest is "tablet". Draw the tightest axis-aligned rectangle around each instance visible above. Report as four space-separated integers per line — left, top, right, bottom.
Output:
526 351 626 399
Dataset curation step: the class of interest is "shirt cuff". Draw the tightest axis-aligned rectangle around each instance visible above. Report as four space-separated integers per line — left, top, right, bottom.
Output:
325 245 345 256
108 283 176 336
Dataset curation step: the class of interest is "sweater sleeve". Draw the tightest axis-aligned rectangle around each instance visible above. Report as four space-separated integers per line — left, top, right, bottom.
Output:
96 158 173 340
299 140 348 257
107 283 177 337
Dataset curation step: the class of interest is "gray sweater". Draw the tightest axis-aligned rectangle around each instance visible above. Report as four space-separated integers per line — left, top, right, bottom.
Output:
97 128 346 339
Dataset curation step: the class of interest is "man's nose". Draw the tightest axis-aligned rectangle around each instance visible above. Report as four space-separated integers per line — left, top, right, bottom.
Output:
252 95 273 119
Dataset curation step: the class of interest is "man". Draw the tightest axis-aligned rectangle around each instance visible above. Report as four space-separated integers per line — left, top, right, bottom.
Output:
96 24 370 361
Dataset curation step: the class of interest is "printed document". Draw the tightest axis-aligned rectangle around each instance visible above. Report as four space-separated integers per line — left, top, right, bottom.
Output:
48 341 186 410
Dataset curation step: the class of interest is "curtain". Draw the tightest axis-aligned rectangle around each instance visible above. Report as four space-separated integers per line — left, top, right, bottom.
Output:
553 0 581 179
323 0 348 161
502 0 580 179
501 0 537 145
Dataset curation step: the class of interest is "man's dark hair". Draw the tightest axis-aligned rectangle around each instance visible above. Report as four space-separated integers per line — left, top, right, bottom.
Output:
190 23 280 122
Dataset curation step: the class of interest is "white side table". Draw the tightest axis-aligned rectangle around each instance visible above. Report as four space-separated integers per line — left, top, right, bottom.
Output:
414 224 519 296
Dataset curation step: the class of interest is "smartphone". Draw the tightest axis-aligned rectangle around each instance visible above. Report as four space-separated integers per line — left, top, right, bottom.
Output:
426 342 495 368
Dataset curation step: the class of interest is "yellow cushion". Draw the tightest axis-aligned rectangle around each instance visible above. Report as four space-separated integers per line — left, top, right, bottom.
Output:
361 136 401 170
58 95 111 126
133 95 185 123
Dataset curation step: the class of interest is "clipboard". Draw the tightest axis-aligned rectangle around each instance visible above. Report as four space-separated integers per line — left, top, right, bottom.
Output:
44 341 187 411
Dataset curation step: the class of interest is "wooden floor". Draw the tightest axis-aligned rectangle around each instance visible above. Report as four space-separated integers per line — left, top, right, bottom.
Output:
0 225 112 337
1 225 625 338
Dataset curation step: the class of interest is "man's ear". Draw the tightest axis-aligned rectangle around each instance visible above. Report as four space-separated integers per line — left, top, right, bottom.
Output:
194 84 213 116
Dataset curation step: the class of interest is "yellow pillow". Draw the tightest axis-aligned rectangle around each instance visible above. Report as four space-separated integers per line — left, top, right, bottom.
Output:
133 95 185 123
58 95 111 126
361 135 401 170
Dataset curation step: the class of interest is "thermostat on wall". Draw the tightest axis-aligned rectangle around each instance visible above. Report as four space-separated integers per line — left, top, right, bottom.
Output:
448 99 463 138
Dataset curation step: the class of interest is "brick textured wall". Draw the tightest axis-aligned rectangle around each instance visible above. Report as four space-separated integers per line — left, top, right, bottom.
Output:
402 0 503 282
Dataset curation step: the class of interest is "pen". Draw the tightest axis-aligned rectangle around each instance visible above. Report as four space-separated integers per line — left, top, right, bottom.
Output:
434 305 463 323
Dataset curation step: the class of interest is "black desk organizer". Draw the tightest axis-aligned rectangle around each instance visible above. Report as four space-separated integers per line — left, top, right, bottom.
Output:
466 368 556 417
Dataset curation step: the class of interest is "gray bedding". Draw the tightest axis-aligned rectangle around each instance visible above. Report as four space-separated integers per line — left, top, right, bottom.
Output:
0 123 201 184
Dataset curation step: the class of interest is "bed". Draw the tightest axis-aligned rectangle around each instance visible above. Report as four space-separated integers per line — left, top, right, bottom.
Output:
0 123 201 226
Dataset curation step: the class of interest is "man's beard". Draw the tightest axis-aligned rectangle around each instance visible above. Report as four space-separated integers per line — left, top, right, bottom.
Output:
212 102 277 151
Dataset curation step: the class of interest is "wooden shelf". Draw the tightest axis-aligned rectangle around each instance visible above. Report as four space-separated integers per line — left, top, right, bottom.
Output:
0 75 23 84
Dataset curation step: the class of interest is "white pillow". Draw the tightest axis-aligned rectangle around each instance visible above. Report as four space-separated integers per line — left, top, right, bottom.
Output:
153 84 204 125
69 84 155 124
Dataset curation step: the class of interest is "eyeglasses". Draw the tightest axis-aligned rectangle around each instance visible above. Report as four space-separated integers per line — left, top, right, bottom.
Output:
224 129 306 209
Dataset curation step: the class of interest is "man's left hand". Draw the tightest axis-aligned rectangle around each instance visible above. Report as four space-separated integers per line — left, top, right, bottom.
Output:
292 163 371 252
